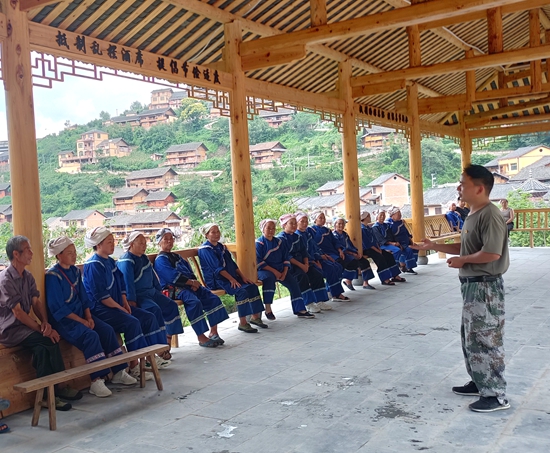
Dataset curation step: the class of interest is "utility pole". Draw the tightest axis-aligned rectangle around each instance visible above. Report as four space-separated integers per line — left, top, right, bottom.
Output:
431 173 437 188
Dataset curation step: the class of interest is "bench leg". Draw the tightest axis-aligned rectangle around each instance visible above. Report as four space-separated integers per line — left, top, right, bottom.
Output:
171 334 179 348
47 385 57 431
147 354 163 391
139 357 146 388
31 388 44 427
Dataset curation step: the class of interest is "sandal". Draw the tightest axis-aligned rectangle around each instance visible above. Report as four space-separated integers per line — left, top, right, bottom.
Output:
381 280 395 286
392 276 406 282
362 284 376 290
199 338 219 348
0 423 10 434
343 281 356 291
209 334 225 345
265 312 276 321
333 294 350 301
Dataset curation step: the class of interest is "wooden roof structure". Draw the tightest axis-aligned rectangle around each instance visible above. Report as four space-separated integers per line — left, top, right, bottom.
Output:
2 0 550 284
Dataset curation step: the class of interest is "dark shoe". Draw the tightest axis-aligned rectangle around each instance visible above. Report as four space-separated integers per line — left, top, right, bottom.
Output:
0 423 10 434
296 311 315 319
452 381 480 396
265 312 276 321
392 276 406 282
55 387 83 401
381 280 395 286
209 334 225 345
238 323 258 333
469 396 510 413
199 338 219 347
362 284 376 290
404 268 418 275
343 281 356 291
54 397 72 411
332 294 350 301
250 318 269 329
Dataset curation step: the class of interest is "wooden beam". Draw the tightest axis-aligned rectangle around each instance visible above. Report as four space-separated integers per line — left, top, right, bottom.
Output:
467 112 550 129
224 22 257 282
352 79 408 97
459 111 472 169
465 50 476 105
240 0 527 56
352 43 550 87
339 60 362 254
395 94 470 115
469 121 550 138
465 95 550 125
310 0 327 27
487 7 503 54
540 9 550 30
19 0 61 12
530 9 543 92
241 45 307 72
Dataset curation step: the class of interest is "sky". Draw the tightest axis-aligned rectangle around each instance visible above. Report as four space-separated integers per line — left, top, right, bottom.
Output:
0 73 167 141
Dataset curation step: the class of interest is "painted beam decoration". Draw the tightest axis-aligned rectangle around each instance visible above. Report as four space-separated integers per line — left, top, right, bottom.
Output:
28 23 233 92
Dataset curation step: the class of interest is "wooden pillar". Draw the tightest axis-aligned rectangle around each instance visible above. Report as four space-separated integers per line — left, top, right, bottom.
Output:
310 0 327 27
487 7 507 108
2 0 45 289
459 111 472 169
530 9 542 92
224 21 256 280
407 82 425 249
338 61 361 254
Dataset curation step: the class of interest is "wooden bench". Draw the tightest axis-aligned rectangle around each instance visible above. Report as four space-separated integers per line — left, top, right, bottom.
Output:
13 343 168 431
404 214 461 259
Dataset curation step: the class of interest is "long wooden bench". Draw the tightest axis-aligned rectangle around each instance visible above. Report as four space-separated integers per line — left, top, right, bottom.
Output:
13 343 168 431
404 214 461 258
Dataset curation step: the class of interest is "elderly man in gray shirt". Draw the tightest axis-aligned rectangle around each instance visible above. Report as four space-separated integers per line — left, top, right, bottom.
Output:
413 165 510 413
0 236 81 410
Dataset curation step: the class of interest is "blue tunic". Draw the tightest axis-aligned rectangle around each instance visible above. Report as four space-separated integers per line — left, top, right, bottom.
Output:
83 254 166 349
46 263 126 380
332 230 374 281
198 241 263 317
154 252 229 336
446 210 463 231
117 252 183 336
311 225 342 260
384 219 418 270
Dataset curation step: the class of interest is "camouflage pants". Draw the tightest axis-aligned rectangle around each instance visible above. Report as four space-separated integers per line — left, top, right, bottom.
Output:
460 278 506 398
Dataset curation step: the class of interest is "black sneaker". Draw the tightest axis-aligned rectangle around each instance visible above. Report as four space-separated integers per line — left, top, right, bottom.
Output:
469 396 510 413
404 268 418 275
296 311 315 319
452 381 480 396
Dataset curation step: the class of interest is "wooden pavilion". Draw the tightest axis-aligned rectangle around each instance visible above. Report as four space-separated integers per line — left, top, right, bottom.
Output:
3 0 550 288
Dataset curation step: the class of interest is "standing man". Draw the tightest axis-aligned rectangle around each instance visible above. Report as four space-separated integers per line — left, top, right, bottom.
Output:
412 166 510 413
0 236 81 411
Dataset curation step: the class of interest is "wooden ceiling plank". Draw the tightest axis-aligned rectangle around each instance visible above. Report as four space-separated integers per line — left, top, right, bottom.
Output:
72 0 118 35
469 121 550 138
240 0 531 56
112 3 168 44
20 0 62 13
143 11 197 53
468 112 550 128
102 1 153 43
55 0 95 31
465 94 550 125
157 20 221 57
131 9 178 49
33 1 72 26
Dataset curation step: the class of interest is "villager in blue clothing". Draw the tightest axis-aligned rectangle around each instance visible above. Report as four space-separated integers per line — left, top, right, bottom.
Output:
446 202 464 232
332 217 375 290
198 223 265 333
83 227 167 380
117 232 183 361
386 207 419 274
46 236 137 398
256 219 315 320
277 214 332 314
360 211 405 286
154 228 229 348
296 212 348 301
372 211 417 275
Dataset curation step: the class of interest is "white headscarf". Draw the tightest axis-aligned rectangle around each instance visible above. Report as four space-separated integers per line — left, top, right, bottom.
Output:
121 231 144 252
387 206 400 217
360 211 371 221
199 223 218 237
155 228 173 244
258 219 276 232
48 236 74 257
84 227 111 248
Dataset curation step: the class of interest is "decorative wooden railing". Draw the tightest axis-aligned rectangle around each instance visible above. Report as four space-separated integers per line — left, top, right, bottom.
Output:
513 208 550 248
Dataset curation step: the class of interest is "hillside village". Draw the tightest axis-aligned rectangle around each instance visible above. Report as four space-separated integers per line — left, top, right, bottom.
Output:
0 88 549 243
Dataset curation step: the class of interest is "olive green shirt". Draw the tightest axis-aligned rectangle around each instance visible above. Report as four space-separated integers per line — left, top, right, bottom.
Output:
459 202 509 277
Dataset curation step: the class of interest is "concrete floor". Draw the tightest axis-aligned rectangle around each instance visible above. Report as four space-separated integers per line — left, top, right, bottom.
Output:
1 247 549 453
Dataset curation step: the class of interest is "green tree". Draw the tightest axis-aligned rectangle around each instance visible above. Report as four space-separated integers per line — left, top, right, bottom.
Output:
99 111 111 121
178 98 209 132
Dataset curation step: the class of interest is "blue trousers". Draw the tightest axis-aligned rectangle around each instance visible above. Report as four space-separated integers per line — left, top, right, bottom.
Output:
53 315 126 380
137 289 184 336
381 245 417 270
320 259 345 297
215 277 264 318
257 270 307 314
177 286 229 336
291 265 329 304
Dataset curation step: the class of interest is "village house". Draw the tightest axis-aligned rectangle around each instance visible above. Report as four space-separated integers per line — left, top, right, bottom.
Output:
0 142 9 170
125 167 179 190
164 142 208 169
258 108 295 128
149 88 188 110
105 108 177 130
363 173 410 207
96 138 131 158
509 156 550 184
484 145 550 176
45 217 64 231
316 180 344 196
249 141 286 168
60 210 106 229
0 205 12 224
0 183 11 198
107 211 182 239
294 194 347 221
141 191 177 211
361 125 397 149
112 187 149 213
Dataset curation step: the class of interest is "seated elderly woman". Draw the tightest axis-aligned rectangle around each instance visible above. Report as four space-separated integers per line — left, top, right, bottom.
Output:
384 208 418 274
277 214 332 313
332 217 375 290
83 227 167 379
154 228 230 346
256 219 315 320
117 231 183 360
360 211 405 286
445 202 463 232
46 236 137 397
295 212 348 301
198 223 266 332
